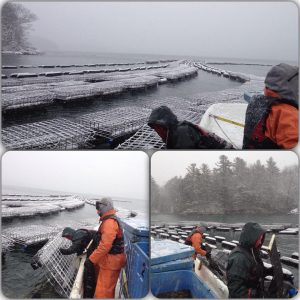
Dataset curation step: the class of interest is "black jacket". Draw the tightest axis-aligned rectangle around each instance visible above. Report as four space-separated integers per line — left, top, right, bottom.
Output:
226 223 267 298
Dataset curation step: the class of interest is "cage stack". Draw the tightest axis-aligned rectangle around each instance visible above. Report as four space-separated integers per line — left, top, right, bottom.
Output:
120 217 149 298
32 233 79 297
77 106 151 139
2 225 60 246
2 118 96 150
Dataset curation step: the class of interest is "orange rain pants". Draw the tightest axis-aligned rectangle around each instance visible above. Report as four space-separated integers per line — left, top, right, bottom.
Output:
89 209 126 298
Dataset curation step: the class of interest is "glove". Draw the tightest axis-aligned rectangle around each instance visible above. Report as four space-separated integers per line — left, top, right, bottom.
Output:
205 251 211 260
84 258 94 269
59 248 70 255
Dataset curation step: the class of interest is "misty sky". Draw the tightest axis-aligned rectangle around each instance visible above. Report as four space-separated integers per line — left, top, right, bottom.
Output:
2 151 148 200
152 151 298 186
20 1 298 61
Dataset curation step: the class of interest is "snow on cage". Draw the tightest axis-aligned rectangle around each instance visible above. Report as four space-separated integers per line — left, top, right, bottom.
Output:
77 106 151 138
2 225 61 246
116 124 165 150
2 118 96 150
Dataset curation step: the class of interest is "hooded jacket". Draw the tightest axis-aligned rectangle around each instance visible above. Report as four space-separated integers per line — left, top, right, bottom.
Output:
226 222 266 298
185 228 207 258
243 63 298 149
89 209 126 270
148 105 234 149
60 227 96 256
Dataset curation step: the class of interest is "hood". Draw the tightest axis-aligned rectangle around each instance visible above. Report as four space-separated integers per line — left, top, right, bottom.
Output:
239 222 266 249
148 106 179 129
62 227 76 239
264 63 298 102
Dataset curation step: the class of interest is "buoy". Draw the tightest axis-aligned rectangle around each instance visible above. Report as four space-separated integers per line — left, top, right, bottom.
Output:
214 236 226 242
291 252 299 260
280 256 299 268
205 237 217 245
221 241 236 250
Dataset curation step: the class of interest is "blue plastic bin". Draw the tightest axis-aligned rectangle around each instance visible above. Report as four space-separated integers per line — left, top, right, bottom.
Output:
121 218 149 243
151 257 194 273
151 240 194 266
151 270 217 298
125 241 149 298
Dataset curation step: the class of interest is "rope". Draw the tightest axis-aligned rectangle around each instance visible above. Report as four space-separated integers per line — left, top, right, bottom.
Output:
210 115 238 149
209 114 245 128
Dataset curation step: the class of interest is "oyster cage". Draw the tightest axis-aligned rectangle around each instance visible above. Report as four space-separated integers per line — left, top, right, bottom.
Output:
2 118 96 150
116 124 165 150
78 106 151 138
32 233 79 297
2 225 61 246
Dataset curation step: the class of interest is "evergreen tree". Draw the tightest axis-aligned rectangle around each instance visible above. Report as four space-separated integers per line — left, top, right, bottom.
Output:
2 3 37 51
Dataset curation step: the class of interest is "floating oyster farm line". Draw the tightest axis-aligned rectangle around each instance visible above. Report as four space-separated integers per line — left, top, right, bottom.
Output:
151 222 299 270
2 59 265 150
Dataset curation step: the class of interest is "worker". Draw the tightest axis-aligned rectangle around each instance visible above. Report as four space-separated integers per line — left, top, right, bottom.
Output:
84 198 126 298
226 222 271 298
185 226 207 259
60 227 97 298
243 63 298 149
148 105 234 149
59 227 96 256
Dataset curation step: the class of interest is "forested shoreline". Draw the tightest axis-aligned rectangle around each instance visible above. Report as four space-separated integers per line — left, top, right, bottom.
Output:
152 155 298 215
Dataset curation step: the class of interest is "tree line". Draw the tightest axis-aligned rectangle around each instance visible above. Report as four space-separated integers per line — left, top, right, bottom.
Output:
151 155 298 215
2 3 37 52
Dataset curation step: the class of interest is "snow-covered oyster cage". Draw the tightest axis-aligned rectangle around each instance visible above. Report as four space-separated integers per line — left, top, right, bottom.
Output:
2 89 56 110
2 63 194 111
116 124 165 150
1 235 15 253
2 119 96 150
2 225 61 246
2 195 85 220
77 106 151 138
32 233 79 297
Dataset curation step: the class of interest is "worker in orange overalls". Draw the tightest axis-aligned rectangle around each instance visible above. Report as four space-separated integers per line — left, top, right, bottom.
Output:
85 198 126 298
185 226 207 259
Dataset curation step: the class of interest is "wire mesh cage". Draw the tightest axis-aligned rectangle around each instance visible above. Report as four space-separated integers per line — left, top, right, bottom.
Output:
32 233 80 297
77 106 151 138
2 225 61 246
2 118 96 150
116 124 165 150
1 235 15 253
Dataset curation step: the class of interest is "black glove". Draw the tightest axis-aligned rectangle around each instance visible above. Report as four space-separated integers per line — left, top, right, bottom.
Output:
84 258 94 268
59 247 70 255
205 250 211 260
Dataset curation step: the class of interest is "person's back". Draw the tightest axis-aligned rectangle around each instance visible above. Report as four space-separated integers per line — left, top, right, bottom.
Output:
243 63 298 149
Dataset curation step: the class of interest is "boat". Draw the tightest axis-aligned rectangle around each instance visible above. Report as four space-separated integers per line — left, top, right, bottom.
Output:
31 214 149 298
199 103 247 149
151 239 224 298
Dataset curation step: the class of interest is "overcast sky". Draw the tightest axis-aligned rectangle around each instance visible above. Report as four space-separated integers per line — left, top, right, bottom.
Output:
151 151 298 186
2 151 148 200
19 1 298 61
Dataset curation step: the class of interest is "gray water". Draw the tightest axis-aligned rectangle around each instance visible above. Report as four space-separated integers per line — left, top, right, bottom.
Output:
2 52 246 127
1 187 147 298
